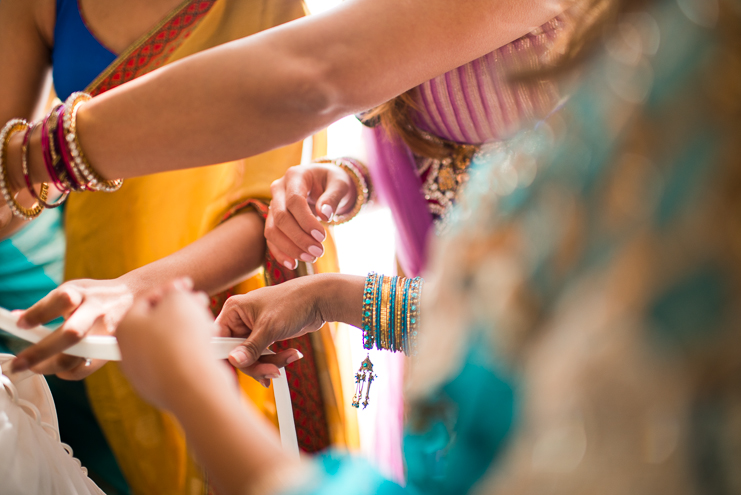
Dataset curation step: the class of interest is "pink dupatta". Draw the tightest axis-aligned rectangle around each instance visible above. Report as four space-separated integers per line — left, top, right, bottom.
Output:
366 17 567 276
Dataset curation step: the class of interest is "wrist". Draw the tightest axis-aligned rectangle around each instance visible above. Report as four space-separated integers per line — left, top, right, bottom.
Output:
313 273 365 328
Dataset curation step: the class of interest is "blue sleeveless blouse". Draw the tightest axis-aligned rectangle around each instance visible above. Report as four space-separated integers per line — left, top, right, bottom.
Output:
52 0 117 100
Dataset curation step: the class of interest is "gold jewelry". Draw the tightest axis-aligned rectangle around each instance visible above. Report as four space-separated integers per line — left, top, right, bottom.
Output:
314 157 371 225
394 276 405 352
63 92 123 192
0 119 48 220
380 276 391 350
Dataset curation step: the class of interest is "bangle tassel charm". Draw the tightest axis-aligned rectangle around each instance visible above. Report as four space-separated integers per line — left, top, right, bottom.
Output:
351 355 376 409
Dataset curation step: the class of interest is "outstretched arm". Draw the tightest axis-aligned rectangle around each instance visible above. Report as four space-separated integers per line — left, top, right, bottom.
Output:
8 0 564 191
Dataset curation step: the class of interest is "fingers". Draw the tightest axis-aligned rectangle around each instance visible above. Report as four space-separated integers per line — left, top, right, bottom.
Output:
233 349 304 386
30 354 85 376
11 313 106 373
268 185 324 261
17 286 83 329
315 167 355 221
55 358 105 381
282 170 326 239
266 166 331 267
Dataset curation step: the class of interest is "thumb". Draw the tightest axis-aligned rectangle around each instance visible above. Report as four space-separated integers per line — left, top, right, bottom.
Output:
228 328 273 369
315 171 353 222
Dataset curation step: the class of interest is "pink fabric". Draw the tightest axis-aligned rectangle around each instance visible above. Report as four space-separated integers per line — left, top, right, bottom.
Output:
367 17 566 276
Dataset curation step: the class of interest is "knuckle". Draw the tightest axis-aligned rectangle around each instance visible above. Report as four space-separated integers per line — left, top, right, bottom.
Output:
272 209 290 226
241 340 262 363
285 193 305 210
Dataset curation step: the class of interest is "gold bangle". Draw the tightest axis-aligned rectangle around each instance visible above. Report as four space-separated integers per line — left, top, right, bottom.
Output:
0 119 48 221
394 277 405 352
314 157 370 225
380 276 392 350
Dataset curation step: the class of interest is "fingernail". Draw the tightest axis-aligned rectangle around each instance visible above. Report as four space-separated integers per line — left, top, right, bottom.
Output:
265 373 281 380
299 253 315 263
261 379 270 388
16 318 30 329
11 357 29 373
286 351 304 365
230 350 248 366
311 229 326 242
320 204 334 222
283 260 297 270
307 245 323 258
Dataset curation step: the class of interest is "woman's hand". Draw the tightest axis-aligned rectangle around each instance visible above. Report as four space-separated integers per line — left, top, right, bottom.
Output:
215 273 365 382
117 282 225 411
266 162 356 269
11 275 150 379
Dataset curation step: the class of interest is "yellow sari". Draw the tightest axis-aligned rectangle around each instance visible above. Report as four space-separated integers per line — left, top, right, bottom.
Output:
63 1 358 493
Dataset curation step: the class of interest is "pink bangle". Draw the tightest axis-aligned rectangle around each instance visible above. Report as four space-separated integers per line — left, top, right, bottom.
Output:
55 107 86 191
32 117 69 209
41 107 66 192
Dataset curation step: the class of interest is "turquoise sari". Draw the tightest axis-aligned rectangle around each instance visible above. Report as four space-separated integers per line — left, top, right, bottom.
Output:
287 0 737 493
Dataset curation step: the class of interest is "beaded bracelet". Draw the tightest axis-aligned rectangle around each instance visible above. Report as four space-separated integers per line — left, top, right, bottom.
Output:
361 273 378 350
0 119 49 221
353 272 425 408
55 106 86 191
62 92 124 192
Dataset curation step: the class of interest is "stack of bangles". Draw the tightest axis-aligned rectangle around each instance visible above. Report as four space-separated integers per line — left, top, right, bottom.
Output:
361 272 423 357
0 91 123 221
313 157 372 225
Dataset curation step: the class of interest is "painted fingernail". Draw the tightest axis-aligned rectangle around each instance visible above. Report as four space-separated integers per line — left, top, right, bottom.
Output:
283 260 297 270
286 351 304 365
230 350 248 366
11 357 29 373
265 373 281 380
16 318 30 329
308 245 323 258
311 229 326 242
320 204 334 221
299 253 315 263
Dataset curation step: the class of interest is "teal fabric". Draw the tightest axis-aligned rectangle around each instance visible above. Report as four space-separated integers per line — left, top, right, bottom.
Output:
0 209 64 354
294 331 516 495
0 210 129 494
0 209 64 311
288 0 730 493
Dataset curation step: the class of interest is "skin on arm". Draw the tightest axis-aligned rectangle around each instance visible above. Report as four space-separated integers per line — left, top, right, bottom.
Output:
0 0 54 234
216 272 365 371
11 211 273 378
117 285 297 495
4 0 565 192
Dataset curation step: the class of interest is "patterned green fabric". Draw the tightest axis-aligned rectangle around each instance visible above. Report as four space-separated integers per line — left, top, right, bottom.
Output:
290 1 738 493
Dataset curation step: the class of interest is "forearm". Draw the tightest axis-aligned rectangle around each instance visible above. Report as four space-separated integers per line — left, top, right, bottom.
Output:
121 212 266 297
312 273 365 328
11 0 564 186
167 359 294 495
